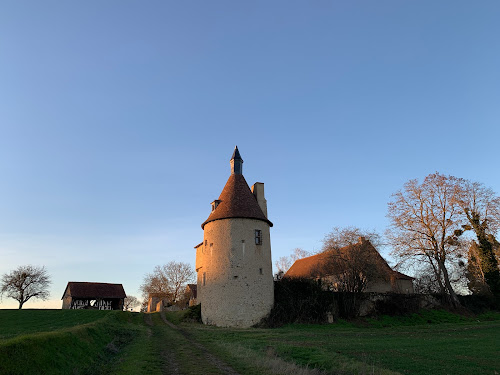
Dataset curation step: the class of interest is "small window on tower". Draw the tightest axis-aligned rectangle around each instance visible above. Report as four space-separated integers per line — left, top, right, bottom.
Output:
255 230 262 245
203 272 206 286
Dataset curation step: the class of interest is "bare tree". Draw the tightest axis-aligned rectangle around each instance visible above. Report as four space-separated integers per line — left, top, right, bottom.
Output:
319 240 391 293
454 178 500 296
275 248 311 274
323 226 383 251
140 261 195 305
123 295 140 311
291 248 311 261
274 256 293 274
412 265 442 294
1 265 51 309
387 173 465 307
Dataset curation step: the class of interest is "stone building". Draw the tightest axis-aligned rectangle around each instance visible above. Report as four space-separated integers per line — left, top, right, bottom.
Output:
146 292 170 312
285 237 414 294
146 284 198 312
186 283 197 306
195 147 274 327
61 282 126 310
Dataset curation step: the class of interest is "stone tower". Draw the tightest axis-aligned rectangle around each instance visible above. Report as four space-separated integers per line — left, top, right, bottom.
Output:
195 146 274 327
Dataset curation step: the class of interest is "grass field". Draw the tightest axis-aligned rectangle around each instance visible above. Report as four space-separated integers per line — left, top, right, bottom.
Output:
0 308 499 374
172 309 500 375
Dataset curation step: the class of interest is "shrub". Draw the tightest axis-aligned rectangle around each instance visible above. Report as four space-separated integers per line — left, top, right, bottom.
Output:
259 278 334 327
373 293 421 316
458 294 500 313
181 304 202 323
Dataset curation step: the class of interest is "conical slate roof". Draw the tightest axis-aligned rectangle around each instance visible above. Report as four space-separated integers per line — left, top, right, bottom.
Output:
201 174 273 229
231 146 243 161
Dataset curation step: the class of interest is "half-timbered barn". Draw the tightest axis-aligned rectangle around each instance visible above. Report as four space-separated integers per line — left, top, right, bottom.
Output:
61 282 126 310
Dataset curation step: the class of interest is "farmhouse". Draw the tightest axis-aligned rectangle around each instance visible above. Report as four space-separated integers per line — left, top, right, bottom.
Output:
285 237 414 294
61 282 126 310
195 146 274 327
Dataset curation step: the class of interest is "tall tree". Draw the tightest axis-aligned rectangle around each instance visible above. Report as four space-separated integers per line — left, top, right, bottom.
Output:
140 261 195 305
0 265 51 309
454 178 500 295
387 173 464 307
323 226 382 251
466 242 492 295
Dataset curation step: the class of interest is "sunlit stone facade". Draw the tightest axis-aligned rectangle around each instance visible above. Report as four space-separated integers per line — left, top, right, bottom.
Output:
195 147 274 327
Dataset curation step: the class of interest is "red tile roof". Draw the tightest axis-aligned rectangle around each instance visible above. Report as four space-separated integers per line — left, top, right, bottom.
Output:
393 271 415 280
285 239 413 281
61 282 126 299
285 252 333 278
201 174 273 229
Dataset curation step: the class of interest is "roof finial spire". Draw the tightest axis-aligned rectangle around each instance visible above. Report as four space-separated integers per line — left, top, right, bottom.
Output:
230 146 243 175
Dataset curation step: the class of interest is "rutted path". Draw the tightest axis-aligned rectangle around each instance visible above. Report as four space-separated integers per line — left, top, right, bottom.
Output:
159 312 240 375
143 313 181 375
110 312 240 375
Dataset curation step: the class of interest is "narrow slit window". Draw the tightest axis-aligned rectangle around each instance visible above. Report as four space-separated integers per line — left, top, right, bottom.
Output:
255 229 262 245
259 268 263 275
203 272 206 286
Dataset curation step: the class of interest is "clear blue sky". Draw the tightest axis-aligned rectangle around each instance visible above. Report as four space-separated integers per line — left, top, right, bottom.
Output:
1 1 499 308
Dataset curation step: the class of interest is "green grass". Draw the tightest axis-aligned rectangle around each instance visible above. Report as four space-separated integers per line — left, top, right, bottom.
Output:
0 309 113 340
0 309 246 375
1 309 499 375
0 309 139 375
110 312 226 375
179 310 500 375
164 308 188 325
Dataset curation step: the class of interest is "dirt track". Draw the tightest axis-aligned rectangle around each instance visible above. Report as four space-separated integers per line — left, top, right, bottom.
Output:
128 312 240 375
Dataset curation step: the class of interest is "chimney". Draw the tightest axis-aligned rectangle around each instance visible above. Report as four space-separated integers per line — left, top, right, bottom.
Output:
251 182 267 218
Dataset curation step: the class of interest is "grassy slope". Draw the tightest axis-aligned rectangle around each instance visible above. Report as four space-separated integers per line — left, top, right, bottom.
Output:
0 309 140 375
173 310 500 375
0 309 113 340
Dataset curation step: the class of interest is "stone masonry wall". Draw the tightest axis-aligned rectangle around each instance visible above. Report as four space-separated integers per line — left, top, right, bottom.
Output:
197 218 274 327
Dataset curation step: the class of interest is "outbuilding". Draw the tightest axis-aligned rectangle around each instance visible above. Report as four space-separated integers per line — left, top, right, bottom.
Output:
61 282 126 310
